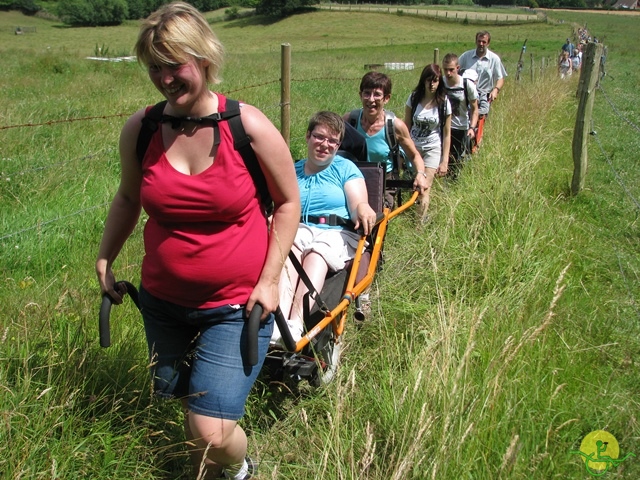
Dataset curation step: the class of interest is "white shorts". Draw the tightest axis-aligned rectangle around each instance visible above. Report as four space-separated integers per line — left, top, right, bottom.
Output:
419 144 441 169
294 224 361 272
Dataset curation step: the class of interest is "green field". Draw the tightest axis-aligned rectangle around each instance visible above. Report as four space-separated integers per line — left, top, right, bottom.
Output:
1 6 639 479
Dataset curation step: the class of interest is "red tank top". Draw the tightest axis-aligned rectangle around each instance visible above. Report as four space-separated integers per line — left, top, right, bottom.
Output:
140 94 267 308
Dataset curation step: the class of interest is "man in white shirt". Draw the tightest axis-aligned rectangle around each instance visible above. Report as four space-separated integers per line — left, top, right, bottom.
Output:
458 31 507 150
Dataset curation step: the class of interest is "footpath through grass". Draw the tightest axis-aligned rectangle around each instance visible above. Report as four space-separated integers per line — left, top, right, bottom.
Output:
1 8 639 480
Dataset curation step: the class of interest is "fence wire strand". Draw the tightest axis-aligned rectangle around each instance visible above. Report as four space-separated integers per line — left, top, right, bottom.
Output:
617 252 640 322
0 203 109 242
591 130 640 212
0 72 432 132
0 113 129 131
597 84 640 134
2 149 115 177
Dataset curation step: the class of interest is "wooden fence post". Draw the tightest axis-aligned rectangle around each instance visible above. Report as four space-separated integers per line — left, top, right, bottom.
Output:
434 48 439 65
515 39 527 82
530 54 534 82
571 42 604 195
281 43 291 145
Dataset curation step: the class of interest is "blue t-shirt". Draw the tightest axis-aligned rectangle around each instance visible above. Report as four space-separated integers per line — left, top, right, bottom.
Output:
355 112 394 173
295 155 363 230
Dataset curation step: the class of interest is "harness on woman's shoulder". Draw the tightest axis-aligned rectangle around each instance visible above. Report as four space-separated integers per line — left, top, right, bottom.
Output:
136 98 273 214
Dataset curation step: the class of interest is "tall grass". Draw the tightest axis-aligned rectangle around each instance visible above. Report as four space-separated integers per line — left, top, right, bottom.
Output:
1 7 639 480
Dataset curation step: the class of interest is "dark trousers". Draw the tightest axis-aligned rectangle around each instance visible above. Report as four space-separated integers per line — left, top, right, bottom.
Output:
449 129 471 179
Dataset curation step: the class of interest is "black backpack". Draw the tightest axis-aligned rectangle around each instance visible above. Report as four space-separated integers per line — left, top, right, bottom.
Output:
136 98 272 214
445 77 471 110
337 120 368 163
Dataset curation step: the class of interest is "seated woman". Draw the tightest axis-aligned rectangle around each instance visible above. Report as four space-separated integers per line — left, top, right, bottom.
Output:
272 111 377 344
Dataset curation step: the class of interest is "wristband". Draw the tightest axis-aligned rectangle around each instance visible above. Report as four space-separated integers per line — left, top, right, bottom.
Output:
416 171 427 178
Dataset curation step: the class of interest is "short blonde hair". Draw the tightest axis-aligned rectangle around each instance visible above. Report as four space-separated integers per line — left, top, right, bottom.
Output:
135 2 224 85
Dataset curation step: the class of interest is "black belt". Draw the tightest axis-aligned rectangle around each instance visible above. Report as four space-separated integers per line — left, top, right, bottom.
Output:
303 214 351 227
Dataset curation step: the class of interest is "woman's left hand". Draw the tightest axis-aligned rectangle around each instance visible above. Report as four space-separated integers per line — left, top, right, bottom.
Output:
437 163 448 177
247 277 280 321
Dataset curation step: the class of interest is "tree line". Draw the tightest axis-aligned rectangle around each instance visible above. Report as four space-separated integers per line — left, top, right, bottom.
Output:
1 0 605 25
1 0 317 24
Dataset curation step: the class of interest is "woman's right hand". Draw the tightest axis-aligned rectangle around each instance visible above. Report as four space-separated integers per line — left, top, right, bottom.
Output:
355 202 377 236
96 259 125 304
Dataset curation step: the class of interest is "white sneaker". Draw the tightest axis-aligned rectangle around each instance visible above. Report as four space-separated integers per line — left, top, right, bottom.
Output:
270 319 304 347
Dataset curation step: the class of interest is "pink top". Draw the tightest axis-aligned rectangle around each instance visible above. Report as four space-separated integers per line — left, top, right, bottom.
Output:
140 94 267 308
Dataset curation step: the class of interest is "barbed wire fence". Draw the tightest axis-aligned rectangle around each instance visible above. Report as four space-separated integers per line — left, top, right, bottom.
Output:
0 48 614 247
0 73 358 245
598 83 640 135
2 37 639 346
584 59 640 322
584 68 640 212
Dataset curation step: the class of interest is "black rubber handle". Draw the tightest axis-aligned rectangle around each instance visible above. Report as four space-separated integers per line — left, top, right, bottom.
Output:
247 304 262 366
99 281 140 348
99 294 113 348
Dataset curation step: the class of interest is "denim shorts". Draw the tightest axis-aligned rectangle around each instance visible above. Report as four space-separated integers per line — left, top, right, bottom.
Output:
139 286 274 420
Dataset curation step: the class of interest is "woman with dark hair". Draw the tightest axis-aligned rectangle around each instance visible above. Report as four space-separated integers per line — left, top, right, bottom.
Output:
404 64 451 220
344 71 427 209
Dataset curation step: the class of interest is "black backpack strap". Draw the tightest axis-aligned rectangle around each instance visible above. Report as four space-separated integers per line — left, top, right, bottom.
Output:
136 100 167 164
439 96 447 139
222 99 273 215
135 98 272 214
463 78 470 108
384 110 400 172
384 112 396 149
302 214 354 229
348 109 360 128
287 250 329 314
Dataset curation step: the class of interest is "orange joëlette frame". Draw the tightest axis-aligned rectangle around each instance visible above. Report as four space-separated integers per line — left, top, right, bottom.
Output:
288 190 419 352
